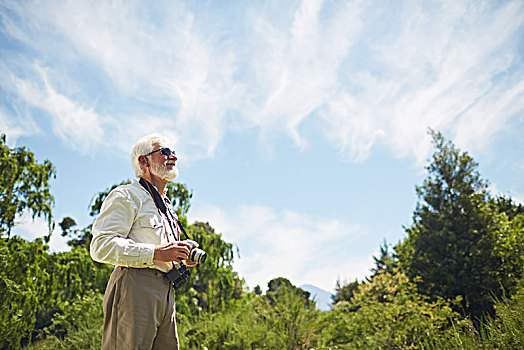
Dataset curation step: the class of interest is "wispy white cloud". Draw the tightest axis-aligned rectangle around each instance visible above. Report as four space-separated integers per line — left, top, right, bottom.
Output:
1 0 240 158
379 0 524 164
0 0 523 165
218 0 523 165
242 0 364 151
190 202 370 292
2 64 105 153
316 0 524 164
454 75 524 153
47 0 243 160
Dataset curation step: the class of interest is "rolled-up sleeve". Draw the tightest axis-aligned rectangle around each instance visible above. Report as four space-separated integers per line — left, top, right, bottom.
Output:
90 188 155 267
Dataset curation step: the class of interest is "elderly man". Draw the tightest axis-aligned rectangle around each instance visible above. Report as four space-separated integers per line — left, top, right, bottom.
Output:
91 134 196 349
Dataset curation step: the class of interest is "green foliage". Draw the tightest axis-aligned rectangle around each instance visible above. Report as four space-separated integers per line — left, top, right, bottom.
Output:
57 217 93 248
176 222 243 316
253 285 262 295
424 282 524 350
492 195 524 220
264 281 321 349
26 274 524 350
0 238 41 348
266 277 313 309
369 238 396 279
0 237 111 348
474 283 524 349
179 279 323 349
166 182 193 218
1 131 521 349
179 295 280 349
0 134 56 238
332 239 396 305
396 130 524 319
332 279 360 305
25 291 103 350
322 269 464 349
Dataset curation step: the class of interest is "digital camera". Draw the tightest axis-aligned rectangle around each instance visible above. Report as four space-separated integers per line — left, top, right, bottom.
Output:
163 240 206 290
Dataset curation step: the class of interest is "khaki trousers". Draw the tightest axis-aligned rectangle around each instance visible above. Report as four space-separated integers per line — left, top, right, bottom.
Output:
102 266 179 350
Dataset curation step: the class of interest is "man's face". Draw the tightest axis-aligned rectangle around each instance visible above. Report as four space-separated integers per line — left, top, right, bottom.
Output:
148 143 178 181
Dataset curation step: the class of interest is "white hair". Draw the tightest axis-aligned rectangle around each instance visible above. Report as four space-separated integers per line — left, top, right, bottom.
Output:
131 134 172 177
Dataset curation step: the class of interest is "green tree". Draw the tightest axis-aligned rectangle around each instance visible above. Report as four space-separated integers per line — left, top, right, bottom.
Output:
332 239 396 305
0 237 111 348
396 130 523 319
369 238 396 279
180 277 319 349
493 195 524 220
321 269 464 349
176 222 243 316
265 282 321 349
0 134 56 239
58 217 93 248
266 277 313 309
332 279 360 305
32 291 104 350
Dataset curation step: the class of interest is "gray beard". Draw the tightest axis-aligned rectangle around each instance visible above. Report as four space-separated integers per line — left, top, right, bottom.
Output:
151 162 179 181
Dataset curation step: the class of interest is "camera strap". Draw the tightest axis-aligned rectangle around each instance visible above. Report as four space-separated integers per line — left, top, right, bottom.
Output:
139 178 190 240
139 178 194 291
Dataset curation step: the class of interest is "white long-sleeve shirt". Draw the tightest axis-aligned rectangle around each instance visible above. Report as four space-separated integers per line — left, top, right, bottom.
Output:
90 179 179 272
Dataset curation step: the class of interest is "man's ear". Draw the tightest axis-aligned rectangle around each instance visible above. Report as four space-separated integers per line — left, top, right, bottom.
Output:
139 155 149 167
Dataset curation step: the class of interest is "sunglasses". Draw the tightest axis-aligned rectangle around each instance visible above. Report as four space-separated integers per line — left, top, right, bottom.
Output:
144 147 177 157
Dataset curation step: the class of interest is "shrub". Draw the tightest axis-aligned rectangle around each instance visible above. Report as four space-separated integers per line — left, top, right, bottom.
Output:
323 270 464 349
25 291 104 350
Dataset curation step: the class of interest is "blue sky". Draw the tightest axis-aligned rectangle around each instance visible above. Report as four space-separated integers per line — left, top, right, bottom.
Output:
1 0 523 293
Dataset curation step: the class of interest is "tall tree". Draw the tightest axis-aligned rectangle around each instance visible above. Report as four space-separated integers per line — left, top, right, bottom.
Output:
332 279 360 305
266 277 313 309
396 130 523 319
369 239 396 279
0 134 56 238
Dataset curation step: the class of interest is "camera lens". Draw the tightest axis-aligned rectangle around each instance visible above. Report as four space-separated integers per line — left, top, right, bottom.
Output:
184 240 207 264
189 248 207 264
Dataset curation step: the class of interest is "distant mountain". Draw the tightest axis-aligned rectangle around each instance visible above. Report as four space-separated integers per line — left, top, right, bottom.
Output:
300 284 333 311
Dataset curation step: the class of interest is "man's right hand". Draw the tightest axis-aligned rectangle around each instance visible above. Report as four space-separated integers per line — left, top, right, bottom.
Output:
153 242 191 262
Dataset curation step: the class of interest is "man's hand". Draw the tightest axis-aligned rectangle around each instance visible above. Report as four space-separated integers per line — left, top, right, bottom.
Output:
153 242 191 262
180 239 199 266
